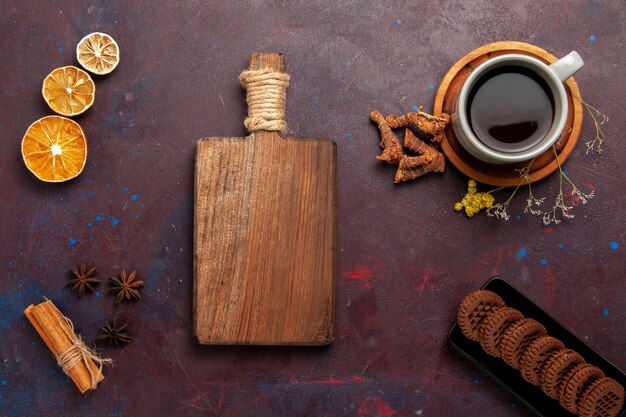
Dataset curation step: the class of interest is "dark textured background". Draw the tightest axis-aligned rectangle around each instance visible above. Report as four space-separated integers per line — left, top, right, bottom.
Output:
0 1 624 416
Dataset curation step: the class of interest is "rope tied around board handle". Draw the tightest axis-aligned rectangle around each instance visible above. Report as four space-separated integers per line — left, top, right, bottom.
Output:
239 68 290 135
49 301 112 390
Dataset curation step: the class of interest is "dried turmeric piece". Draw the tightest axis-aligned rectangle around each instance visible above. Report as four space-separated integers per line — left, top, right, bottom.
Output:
370 111 403 164
370 107 449 183
385 106 450 143
394 130 445 183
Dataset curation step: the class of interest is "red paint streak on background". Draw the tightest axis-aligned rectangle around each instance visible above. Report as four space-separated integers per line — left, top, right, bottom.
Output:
346 266 372 280
543 226 554 234
304 376 365 385
217 388 225 414
416 267 431 295
344 265 373 290
491 246 506 275
545 268 556 305
464 246 517 279
343 262 383 290
357 396 399 417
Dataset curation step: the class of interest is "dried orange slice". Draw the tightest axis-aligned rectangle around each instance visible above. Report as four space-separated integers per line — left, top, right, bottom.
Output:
42 66 95 116
22 116 87 182
76 32 120 75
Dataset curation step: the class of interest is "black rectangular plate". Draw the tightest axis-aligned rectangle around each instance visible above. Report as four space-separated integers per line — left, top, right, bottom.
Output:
448 277 626 417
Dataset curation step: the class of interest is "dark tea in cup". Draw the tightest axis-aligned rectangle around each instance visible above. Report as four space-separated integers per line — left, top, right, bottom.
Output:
467 65 554 153
451 51 583 165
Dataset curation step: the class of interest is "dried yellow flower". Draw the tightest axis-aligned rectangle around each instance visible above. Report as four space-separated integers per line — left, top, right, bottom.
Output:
454 180 495 217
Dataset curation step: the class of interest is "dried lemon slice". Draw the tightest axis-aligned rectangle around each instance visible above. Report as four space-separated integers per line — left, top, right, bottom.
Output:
76 32 120 75
22 116 87 182
42 66 95 116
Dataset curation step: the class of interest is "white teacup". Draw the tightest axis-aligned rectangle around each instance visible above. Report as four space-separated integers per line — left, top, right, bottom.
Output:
452 51 584 164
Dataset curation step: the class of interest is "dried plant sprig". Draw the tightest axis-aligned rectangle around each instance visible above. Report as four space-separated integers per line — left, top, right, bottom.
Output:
569 182 595 204
559 165 595 205
485 185 519 221
516 162 545 215
571 90 608 154
541 192 574 225
477 142 596 225
485 202 512 221
524 188 545 216
538 146 594 225
457 91 607 225
484 159 535 221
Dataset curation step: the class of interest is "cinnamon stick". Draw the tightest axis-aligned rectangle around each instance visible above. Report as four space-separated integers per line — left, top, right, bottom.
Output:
24 300 106 393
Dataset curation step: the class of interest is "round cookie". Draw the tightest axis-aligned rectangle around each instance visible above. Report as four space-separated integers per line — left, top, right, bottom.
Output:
519 336 565 385
540 348 585 399
578 376 625 417
558 363 604 414
499 318 547 369
478 307 524 357
457 290 505 342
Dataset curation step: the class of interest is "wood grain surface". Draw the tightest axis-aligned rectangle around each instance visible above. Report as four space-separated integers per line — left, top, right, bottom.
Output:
194 52 337 345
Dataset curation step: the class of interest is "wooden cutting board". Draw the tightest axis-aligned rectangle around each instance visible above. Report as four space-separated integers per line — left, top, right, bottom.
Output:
194 52 336 345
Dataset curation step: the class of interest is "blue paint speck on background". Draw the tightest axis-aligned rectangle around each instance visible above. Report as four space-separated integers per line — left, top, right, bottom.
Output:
518 248 527 259
589 34 596 42
346 132 351 138
603 308 609 316
87 222 92 228
396 18 402 26
123 187 129 192
111 218 120 226
516 215 522 221
411 105 419 112
1 380 6 386
96 215 103 222
68 238 77 246
95 292 101 297
558 243 564 249
540 258 548 265
58 47 63 53
474 378 480 384
610 241 619 250
130 194 139 201
428 83 435 91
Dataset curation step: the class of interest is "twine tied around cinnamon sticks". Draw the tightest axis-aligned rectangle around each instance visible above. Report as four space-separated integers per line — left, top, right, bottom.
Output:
53 303 112 390
24 300 112 393
239 68 290 134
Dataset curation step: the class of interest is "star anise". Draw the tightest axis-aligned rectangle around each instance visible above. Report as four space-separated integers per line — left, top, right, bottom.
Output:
67 264 100 296
109 270 144 303
97 316 131 347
